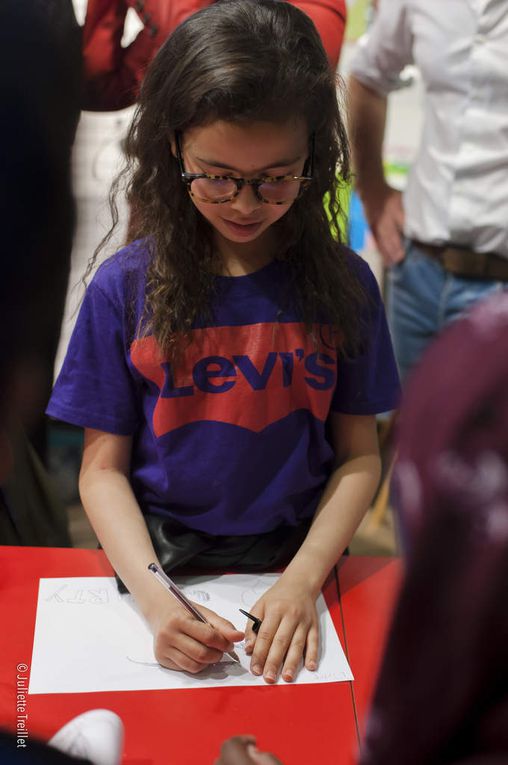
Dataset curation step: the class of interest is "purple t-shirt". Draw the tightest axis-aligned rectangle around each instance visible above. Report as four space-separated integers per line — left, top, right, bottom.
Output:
47 241 400 534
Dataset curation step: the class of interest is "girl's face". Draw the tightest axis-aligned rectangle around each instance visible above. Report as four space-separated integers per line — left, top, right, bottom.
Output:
177 119 309 262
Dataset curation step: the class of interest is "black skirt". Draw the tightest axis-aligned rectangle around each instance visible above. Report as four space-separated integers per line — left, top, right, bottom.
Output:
115 513 313 594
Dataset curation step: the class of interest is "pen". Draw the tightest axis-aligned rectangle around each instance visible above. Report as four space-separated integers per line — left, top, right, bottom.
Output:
148 562 240 663
239 608 262 634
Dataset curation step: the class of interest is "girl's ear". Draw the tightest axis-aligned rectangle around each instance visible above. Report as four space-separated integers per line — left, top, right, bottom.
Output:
169 136 177 158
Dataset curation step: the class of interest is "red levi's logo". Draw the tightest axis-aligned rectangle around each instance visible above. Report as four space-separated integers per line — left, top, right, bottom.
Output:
130 322 338 436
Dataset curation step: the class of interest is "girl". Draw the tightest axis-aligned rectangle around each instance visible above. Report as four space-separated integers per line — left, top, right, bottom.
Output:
47 0 399 684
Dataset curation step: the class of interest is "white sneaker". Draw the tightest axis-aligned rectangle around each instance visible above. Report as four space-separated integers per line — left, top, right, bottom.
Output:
48 709 123 765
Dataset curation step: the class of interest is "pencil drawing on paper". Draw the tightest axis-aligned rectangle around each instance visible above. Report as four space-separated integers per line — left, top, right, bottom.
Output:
183 589 210 604
46 584 115 605
126 656 159 668
239 577 269 607
125 654 248 682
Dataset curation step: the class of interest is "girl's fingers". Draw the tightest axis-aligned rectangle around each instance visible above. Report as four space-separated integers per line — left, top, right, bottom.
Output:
250 614 318 683
280 625 309 682
304 622 319 671
249 614 283 681
204 609 245 643
156 616 230 663
182 614 239 654
242 601 265 653
256 617 302 683
176 630 226 664
243 607 264 654
156 645 209 674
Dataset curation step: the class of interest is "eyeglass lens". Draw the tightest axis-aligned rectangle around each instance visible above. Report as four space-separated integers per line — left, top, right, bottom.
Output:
189 176 304 204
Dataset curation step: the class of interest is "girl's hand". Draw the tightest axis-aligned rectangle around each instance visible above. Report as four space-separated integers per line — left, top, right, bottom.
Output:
150 600 244 673
244 576 319 683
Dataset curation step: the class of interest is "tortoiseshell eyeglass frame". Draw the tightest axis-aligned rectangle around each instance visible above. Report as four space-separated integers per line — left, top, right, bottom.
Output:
174 132 314 205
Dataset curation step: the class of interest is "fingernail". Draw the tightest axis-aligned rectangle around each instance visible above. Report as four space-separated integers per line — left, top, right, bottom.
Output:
307 661 317 671
251 664 262 675
283 671 294 682
264 672 275 683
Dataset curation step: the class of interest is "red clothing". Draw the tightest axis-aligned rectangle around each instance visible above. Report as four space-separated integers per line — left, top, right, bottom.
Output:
82 0 346 111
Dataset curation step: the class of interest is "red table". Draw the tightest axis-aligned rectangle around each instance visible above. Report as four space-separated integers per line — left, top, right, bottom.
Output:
0 547 401 764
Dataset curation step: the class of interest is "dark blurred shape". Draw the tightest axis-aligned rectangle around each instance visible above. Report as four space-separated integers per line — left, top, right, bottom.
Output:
0 3 89 754
0 0 81 459
361 292 508 764
0 729 90 764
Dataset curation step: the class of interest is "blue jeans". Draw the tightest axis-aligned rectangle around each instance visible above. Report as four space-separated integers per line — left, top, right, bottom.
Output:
387 240 507 381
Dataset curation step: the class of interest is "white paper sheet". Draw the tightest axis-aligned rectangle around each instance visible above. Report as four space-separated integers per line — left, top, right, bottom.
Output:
28 574 352 694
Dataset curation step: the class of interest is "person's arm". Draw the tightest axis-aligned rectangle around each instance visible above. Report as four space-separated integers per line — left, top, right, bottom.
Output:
79 427 243 671
82 0 166 111
289 0 347 70
245 412 381 683
347 0 413 264
348 76 405 265
81 0 135 110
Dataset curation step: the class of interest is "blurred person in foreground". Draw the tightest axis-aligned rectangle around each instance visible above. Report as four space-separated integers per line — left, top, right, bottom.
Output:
360 290 508 764
0 1 112 762
0 0 79 542
348 1 508 381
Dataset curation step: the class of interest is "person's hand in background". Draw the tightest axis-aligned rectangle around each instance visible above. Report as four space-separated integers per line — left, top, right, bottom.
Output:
215 736 283 765
362 184 405 266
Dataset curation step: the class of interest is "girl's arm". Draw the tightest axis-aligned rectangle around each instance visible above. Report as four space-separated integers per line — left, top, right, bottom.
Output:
79 428 242 671
245 412 381 683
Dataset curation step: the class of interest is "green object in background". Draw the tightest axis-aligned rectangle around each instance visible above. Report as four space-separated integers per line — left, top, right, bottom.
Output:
346 0 371 42
384 160 411 190
324 178 351 241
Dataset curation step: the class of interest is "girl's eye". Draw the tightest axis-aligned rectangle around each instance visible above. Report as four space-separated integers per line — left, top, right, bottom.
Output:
258 178 302 202
210 178 234 187
190 176 237 201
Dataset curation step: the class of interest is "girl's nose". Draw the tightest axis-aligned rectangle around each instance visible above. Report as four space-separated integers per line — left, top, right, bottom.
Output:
229 183 262 215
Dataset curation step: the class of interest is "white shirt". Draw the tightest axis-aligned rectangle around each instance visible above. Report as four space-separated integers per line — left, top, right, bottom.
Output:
350 0 508 257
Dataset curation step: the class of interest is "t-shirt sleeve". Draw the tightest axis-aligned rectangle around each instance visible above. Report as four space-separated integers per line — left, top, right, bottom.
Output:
331 259 400 415
349 0 414 96
46 276 140 435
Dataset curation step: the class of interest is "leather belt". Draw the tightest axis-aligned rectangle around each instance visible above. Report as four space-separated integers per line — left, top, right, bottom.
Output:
411 240 508 282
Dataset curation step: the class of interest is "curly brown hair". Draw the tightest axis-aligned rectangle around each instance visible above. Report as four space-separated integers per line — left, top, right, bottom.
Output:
92 0 366 359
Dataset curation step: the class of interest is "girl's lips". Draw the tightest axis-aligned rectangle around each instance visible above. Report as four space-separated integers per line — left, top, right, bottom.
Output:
222 219 263 236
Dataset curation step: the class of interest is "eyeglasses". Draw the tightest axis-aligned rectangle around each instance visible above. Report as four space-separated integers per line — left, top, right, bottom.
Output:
175 132 314 205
